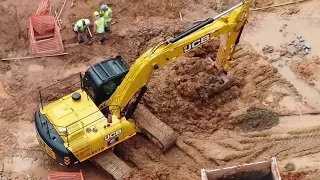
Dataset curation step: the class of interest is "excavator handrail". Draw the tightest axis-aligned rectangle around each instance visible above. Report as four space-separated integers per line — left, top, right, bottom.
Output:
37 71 124 145
38 72 83 109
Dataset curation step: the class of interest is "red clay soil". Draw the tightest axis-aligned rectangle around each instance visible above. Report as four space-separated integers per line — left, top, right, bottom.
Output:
291 57 320 85
281 172 306 180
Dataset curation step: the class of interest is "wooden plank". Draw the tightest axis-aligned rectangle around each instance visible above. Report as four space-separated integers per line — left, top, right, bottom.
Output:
1 53 69 61
87 26 92 37
35 33 54 41
57 0 67 20
251 0 310 11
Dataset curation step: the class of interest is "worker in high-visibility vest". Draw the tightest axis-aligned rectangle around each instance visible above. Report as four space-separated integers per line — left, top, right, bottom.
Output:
73 19 91 44
100 4 112 32
93 11 106 45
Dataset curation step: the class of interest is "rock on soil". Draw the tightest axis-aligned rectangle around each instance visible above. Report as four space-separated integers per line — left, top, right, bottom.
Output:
262 45 275 54
284 162 296 172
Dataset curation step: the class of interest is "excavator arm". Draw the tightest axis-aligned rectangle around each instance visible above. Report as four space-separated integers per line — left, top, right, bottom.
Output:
101 1 250 118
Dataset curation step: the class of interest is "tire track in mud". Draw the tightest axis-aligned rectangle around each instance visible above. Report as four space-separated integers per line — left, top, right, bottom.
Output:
177 114 320 170
175 138 219 167
211 124 320 164
115 135 202 180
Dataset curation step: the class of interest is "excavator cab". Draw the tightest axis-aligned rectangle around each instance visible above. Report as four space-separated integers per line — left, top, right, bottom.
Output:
82 56 130 106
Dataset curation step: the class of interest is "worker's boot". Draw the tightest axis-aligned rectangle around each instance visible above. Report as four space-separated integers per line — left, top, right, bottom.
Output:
98 37 106 45
86 40 94 45
98 41 106 45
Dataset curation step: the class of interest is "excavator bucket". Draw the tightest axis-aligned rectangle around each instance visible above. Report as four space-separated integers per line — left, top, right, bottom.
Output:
201 157 282 180
216 64 230 87
207 57 230 88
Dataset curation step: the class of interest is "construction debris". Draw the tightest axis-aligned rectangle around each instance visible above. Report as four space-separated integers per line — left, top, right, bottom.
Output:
57 0 67 20
178 11 204 23
305 43 311 49
54 10 62 29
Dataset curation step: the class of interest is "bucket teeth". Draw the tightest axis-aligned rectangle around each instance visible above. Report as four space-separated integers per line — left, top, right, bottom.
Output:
134 105 177 152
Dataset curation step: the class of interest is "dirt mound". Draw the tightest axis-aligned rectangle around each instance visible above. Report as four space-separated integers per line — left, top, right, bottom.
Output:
233 106 280 132
143 43 286 134
144 47 244 133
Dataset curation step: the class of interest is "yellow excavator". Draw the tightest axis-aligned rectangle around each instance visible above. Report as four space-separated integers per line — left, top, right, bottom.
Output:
35 1 249 179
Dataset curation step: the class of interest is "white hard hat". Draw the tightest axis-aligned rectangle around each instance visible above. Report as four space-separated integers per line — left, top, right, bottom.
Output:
84 19 90 26
101 4 109 11
76 21 83 28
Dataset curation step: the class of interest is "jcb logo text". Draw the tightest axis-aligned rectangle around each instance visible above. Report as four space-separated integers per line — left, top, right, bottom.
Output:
183 34 210 53
105 129 122 141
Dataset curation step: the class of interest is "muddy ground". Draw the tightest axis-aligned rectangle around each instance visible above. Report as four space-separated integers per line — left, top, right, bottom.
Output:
1 0 320 179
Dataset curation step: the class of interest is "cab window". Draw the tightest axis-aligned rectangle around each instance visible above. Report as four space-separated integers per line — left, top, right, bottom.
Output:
83 78 96 99
102 81 117 96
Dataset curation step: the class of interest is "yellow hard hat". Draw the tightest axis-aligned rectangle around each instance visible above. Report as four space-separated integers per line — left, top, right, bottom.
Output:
93 11 99 17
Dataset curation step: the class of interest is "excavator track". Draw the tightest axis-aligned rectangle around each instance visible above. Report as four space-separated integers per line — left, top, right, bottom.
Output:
90 149 131 180
134 105 178 152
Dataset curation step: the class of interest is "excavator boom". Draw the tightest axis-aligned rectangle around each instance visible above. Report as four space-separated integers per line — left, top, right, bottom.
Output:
102 1 250 118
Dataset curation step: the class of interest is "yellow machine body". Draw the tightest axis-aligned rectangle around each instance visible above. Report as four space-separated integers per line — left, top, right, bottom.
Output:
35 1 250 167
